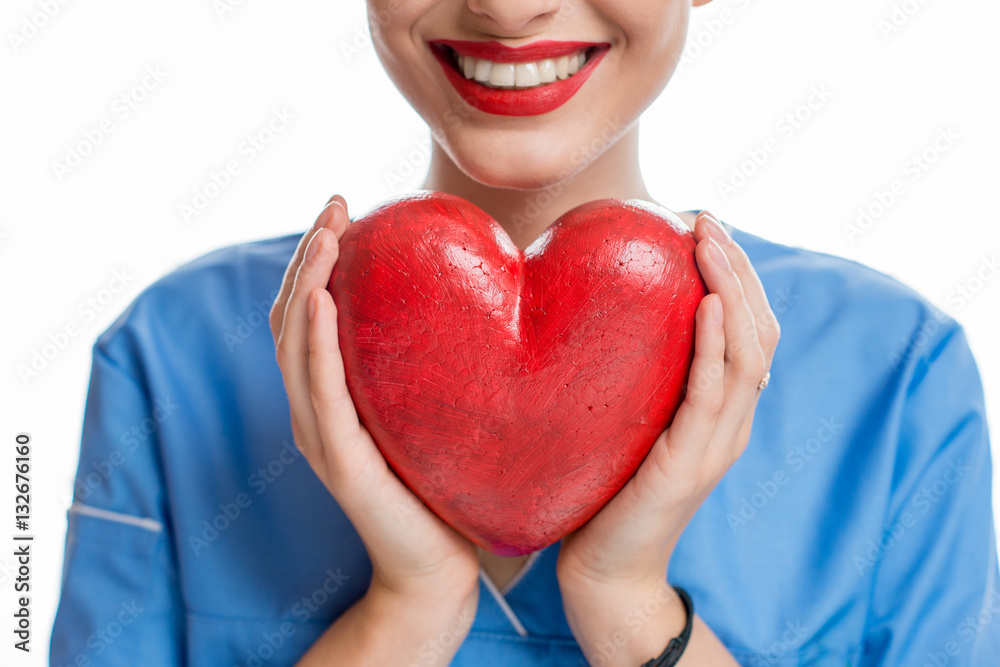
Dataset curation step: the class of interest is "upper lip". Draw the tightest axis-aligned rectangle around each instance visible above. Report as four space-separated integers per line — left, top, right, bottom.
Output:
428 39 610 63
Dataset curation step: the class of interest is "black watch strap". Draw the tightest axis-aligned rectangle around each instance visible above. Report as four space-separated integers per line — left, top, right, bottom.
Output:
640 585 693 667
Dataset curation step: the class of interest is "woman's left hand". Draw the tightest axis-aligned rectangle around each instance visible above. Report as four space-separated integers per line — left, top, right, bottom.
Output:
556 211 781 666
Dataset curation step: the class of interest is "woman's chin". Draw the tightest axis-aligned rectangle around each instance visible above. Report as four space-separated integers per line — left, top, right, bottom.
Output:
447 146 586 192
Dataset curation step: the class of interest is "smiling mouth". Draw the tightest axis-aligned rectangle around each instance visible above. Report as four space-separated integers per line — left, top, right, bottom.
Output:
428 40 611 117
436 44 598 90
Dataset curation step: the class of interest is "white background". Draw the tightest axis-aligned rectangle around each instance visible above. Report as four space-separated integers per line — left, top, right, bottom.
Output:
1 0 998 664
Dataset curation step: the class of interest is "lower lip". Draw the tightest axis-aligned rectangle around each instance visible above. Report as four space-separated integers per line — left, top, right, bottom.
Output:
430 45 610 117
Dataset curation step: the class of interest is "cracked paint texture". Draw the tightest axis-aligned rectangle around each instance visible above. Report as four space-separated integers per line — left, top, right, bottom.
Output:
330 191 707 555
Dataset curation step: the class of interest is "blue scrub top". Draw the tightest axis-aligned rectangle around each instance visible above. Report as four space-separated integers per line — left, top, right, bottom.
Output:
51 218 1000 666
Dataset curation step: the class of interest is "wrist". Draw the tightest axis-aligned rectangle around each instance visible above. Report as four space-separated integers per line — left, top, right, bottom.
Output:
369 557 481 608
560 576 686 667
359 576 479 664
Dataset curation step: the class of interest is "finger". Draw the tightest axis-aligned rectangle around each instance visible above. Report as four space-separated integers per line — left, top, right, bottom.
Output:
307 287 467 558
694 211 780 363
306 286 376 495
694 236 767 445
642 293 726 481
633 294 726 506
693 212 777 466
328 196 351 240
269 196 337 340
697 235 766 386
623 293 725 516
274 228 339 462
269 196 346 340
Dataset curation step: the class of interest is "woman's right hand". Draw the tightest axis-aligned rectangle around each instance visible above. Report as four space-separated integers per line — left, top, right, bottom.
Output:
269 196 481 656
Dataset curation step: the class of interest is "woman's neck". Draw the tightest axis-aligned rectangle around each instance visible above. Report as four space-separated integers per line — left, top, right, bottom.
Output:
421 124 654 250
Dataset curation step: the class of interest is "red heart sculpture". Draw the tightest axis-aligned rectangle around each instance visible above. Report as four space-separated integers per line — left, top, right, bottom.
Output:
330 192 706 555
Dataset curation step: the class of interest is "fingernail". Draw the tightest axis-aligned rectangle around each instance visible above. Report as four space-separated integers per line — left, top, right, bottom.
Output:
708 237 731 271
702 211 730 245
305 229 324 262
307 291 317 321
712 296 724 327
313 196 339 230
330 200 349 225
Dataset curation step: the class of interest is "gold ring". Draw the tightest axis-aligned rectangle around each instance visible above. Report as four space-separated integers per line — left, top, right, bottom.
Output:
757 371 771 390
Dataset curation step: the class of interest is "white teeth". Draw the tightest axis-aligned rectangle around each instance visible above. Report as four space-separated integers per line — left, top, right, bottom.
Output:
474 58 493 83
489 62 515 87
538 59 557 83
567 53 580 75
556 56 569 80
453 49 590 89
515 62 540 87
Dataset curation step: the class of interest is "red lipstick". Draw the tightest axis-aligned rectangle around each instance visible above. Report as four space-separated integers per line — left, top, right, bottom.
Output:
428 40 611 117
